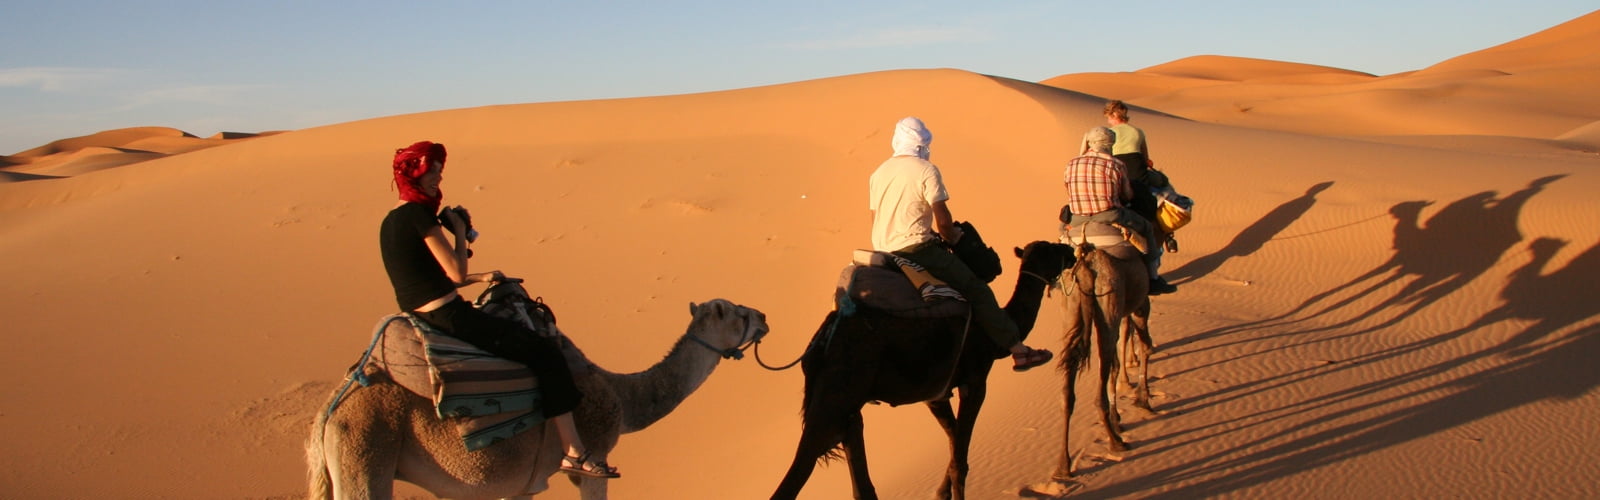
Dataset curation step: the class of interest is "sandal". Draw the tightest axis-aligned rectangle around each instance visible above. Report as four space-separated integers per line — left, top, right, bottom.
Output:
1012 347 1053 372
561 452 621 478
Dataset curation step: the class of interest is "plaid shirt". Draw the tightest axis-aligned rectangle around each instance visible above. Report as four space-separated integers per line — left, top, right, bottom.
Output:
1064 153 1132 216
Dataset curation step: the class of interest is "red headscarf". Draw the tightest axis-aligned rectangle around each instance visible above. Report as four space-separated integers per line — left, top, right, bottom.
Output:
392 141 447 211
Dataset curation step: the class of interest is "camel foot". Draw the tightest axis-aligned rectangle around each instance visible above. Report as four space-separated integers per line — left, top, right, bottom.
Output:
1086 449 1126 463
1106 438 1131 452
1020 478 1083 498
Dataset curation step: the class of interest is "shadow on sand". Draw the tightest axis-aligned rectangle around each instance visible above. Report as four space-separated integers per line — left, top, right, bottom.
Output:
1165 181 1334 285
1062 174 1596 498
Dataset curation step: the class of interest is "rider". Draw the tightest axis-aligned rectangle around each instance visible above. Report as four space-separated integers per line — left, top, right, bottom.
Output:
379 141 619 478
869 117 1054 372
1062 127 1167 293
1104 100 1176 294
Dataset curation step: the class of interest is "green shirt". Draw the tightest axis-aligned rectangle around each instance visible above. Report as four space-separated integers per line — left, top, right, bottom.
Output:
1110 123 1147 156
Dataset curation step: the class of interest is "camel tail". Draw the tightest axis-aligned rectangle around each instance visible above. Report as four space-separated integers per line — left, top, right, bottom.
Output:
1062 250 1101 372
305 406 333 500
800 310 848 464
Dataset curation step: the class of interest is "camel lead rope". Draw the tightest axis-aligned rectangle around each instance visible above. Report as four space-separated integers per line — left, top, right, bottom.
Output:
324 315 405 419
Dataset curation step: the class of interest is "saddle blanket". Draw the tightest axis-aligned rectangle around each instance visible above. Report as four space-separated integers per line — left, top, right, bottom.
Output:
837 250 968 319
1061 220 1144 252
374 315 547 451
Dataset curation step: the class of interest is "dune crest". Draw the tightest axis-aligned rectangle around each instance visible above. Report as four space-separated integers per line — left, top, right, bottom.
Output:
0 126 271 183
1423 9 1600 73
1038 12 1600 144
1138 54 1376 81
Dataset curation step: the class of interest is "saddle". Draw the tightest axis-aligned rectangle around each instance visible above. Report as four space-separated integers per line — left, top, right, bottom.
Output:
1061 219 1149 258
836 250 968 319
347 280 586 451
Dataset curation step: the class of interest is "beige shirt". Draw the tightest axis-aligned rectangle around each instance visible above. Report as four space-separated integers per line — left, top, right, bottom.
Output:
869 155 949 252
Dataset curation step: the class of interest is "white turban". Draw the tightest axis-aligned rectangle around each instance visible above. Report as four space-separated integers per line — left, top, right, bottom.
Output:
891 116 933 159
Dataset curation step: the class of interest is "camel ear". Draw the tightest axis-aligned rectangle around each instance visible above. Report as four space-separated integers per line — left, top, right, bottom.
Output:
1014 246 1025 258
689 302 700 316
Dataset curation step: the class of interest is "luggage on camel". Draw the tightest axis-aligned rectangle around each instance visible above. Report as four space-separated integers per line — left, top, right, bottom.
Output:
1153 183 1194 234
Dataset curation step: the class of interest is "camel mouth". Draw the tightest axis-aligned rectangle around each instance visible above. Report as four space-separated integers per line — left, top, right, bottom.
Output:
742 308 771 343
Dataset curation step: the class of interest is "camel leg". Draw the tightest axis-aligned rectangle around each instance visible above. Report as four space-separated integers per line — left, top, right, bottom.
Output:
1117 321 1138 391
927 383 986 500
1095 314 1130 452
1126 304 1155 412
928 399 961 499
772 399 852 500
842 410 879 500
1054 355 1082 480
771 426 838 499
325 412 399 500
1053 305 1092 481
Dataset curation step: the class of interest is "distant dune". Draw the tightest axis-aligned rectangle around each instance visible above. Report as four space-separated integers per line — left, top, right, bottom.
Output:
1040 10 1600 144
1 9 1596 500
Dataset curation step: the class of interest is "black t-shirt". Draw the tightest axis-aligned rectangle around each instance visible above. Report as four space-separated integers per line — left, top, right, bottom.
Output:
380 202 456 311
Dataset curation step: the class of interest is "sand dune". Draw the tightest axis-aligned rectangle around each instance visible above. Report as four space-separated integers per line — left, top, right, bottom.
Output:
0 126 267 180
1 9 1598 500
1042 10 1600 146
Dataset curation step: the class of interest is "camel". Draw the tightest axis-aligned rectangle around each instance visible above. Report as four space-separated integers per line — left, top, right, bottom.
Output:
1026 240 1154 496
306 298 769 500
771 241 1076 500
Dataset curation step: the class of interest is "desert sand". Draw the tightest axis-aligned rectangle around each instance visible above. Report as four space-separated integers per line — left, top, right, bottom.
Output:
2 9 1597 500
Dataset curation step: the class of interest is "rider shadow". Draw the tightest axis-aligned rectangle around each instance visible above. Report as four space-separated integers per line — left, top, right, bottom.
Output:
1079 193 1596 499
1267 174 1565 336
1166 181 1334 285
1446 236 1600 357
1117 245 1598 498
1164 174 1565 358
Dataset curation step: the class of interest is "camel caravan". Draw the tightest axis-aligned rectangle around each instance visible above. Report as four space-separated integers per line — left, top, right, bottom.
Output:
310 118 1188 499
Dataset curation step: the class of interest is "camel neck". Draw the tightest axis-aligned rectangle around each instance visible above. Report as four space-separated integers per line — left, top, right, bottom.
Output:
606 334 723 433
1003 272 1051 340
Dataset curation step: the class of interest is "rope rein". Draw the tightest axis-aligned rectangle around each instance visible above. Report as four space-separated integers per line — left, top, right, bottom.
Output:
323 315 406 419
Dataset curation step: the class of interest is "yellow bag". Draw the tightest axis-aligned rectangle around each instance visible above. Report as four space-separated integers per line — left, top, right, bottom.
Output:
1157 197 1191 233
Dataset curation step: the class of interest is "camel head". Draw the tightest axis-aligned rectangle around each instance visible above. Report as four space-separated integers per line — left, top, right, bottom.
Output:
1389 200 1433 219
686 299 770 360
1014 240 1075 290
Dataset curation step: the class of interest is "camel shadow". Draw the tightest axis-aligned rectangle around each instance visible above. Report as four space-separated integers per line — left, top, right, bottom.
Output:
1063 174 1592 498
1080 236 1599 498
1164 174 1565 359
1166 181 1334 285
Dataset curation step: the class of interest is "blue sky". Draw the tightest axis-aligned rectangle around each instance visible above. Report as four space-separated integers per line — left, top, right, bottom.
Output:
2 1 1594 155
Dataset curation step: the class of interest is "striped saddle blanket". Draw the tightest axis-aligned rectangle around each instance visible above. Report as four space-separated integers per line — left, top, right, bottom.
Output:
371 314 547 451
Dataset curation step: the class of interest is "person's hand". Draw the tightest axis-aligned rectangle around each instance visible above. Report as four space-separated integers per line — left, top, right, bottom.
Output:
481 270 505 283
442 208 467 237
945 225 965 245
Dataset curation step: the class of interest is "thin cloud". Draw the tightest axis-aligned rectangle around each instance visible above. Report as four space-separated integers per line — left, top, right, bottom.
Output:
118 84 271 110
0 67 121 91
783 26 988 50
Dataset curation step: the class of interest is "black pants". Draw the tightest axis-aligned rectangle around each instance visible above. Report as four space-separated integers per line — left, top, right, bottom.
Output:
415 298 581 418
